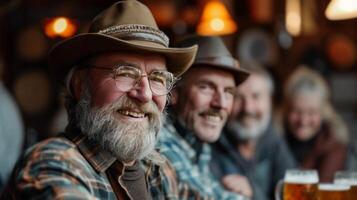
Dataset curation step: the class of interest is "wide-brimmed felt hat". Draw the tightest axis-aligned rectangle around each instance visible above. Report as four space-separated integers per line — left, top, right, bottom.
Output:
176 35 249 85
49 0 198 83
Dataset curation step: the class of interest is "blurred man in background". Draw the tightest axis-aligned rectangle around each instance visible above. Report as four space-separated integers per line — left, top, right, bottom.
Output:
281 66 347 182
158 35 251 199
211 63 296 200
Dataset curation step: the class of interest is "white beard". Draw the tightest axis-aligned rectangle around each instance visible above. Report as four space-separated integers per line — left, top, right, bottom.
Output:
75 88 163 163
227 115 270 140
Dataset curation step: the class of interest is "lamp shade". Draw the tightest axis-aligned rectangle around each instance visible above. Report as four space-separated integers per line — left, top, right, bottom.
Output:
325 0 357 20
197 0 237 36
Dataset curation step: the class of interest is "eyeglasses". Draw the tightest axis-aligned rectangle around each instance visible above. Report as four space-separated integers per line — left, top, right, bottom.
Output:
92 65 177 96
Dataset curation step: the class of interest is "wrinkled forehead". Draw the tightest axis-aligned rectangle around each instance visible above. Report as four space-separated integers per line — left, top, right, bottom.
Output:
83 52 167 69
180 66 235 87
238 74 271 93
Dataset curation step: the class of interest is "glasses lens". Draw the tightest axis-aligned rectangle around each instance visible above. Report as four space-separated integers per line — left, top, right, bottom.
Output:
113 66 174 96
149 71 174 96
114 66 139 92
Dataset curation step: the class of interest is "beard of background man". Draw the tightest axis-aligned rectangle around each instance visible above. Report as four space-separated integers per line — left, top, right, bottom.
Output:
75 86 163 163
227 110 270 141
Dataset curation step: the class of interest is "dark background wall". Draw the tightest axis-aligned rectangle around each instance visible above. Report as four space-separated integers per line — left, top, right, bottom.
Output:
0 0 356 145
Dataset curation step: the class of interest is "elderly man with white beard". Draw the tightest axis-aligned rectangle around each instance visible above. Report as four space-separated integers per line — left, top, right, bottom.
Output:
210 63 296 200
2 1 199 199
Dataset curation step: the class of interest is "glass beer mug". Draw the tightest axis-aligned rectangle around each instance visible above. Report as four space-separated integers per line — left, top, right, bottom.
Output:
317 183 350 200
275 169 319 200
334 171 357 199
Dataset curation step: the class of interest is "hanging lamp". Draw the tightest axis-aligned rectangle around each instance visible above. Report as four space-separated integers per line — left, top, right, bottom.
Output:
196 0 237 36
325 0 357 20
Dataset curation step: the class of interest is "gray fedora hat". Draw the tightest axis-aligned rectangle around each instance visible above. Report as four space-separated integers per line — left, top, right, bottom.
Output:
176 35 249 85
49 0 198 83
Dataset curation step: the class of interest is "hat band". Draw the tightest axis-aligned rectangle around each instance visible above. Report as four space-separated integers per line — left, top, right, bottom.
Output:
195 56 240 68
98 24 169 47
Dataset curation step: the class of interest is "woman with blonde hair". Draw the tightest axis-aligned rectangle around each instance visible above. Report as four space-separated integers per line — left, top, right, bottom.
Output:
280 66 348 182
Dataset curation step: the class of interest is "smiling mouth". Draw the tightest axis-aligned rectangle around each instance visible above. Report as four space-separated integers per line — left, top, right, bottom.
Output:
117 109 147 118
200 113 222 122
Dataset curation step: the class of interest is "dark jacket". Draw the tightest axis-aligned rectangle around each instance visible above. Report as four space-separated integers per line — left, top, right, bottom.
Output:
286 124 347 182
211 123 296 200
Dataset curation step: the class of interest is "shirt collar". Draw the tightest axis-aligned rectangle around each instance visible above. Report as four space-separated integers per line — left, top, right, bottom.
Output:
169 115 211 163
64 128 116 173
172 116 202 150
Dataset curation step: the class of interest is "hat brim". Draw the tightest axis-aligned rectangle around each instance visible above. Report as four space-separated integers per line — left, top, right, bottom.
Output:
49 33 198 82
193 61 250 85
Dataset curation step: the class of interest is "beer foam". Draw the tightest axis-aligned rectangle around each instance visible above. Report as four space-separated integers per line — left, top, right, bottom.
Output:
334 179 357 186
284 170 319 184
318 183 350 191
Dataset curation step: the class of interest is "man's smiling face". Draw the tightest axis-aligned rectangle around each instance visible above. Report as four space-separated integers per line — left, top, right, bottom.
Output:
72 52 167 162
175 67 235 143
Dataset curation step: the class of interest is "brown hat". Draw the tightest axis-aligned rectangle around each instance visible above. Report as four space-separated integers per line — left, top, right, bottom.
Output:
49 0 198 82
177 35 249 85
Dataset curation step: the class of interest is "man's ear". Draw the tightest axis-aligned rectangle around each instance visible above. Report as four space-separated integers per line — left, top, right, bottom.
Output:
71 69 87 101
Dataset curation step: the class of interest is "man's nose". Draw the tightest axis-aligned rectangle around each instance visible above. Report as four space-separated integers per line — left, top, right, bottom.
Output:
241 97 255 113
211 90 231 110
300 114 310 126
127 76 153 103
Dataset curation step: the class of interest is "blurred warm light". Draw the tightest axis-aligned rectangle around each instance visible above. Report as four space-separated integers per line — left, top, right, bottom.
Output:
210 18 224 31
148 1 176 27
53 18 67 33
197 0 237 36
326 34 356 69
285 0 301 36
44 17 77 38
325 0 357 20
249 0 274 23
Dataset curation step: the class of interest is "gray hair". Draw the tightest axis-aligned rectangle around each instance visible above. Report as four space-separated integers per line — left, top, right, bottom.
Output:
63 63 89 129
240 61 274 95
284 66 329 102
282 66 349 143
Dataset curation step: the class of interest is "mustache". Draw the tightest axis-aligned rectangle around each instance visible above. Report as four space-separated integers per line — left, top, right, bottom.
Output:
76 88 162 162
199 109 224 118
104 95 160 117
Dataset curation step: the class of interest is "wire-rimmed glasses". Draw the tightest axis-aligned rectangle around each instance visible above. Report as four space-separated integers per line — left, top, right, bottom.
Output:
92 65 176 96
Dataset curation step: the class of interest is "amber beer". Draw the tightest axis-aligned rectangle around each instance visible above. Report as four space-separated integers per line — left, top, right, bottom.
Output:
334 171 357 199
334 179 357 199
348 184 357 199
283 170 319 200
350 185 357 199
317 184 350 200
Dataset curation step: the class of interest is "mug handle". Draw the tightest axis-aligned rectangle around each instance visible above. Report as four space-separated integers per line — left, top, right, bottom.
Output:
275 179 284 200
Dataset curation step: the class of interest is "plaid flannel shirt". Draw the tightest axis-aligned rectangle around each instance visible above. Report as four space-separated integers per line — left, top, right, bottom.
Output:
158 117 249 200
5 130 180 200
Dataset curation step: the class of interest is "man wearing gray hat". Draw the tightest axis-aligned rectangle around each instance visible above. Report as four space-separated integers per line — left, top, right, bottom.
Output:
3 0 198 199
158 35 251 199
